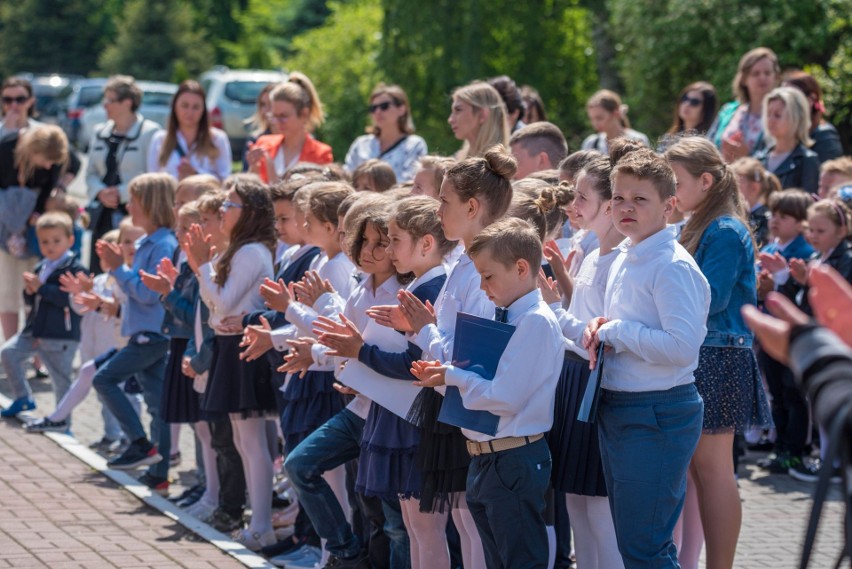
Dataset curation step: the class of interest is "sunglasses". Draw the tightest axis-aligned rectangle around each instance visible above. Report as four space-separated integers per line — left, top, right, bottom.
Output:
368 101 396 114
221 201 243 212
680 95 703 107
2 96 29 105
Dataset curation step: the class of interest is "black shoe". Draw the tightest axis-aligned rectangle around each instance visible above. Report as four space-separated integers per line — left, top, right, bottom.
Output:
107 439 162 470
210 508 243 533
760 452 801 474
175 485 206 508
322 554 371 568
260 536 306 558
168 483 202 503
747 437 774 452
789 458 842 484
24 417 69 433
137 472 169 497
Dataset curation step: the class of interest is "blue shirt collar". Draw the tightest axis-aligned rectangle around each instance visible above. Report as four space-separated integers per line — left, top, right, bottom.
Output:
504 289 542 324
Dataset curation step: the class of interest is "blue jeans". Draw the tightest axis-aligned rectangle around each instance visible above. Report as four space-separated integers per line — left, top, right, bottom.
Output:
285 409 365 559
1 332 77 409
466 437 552 569
92 334 170 480
381 498 410 569
597 384 703 569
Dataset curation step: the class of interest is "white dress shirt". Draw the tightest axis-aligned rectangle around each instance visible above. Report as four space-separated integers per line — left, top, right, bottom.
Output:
553 247 619 357
444 289 566 442
413 252 494 362
197 243 273 334
147 128 232 180
596 226 710 392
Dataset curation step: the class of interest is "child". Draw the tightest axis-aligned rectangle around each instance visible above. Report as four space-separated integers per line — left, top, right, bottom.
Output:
732 157 781 250
185 177 277 550
546 154 625 569
583 148 710 569
24 221 144 440
756 87 820 193
411 217 565 569
666 137 772 569
781 199 852 481
819 156 852 198
352 159 397 193
91 173 178 495
1 212 86 418
412 156 454 199
371 146 515 569
508 121 568 179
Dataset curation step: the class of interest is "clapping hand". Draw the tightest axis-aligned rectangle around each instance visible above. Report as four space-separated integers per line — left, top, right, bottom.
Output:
277 337 316 378
397 290 436 333
96 240 124 271
239 315 273 361
59 271 94 295
293 271 335 307
313 314 364 358
260 278 293 312
410 360 447 388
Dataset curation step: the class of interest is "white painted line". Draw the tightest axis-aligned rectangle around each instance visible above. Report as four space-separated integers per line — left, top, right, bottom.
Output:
0 393 276 569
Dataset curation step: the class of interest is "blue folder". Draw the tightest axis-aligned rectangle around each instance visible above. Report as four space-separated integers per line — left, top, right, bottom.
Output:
437 312 516 436
577 342 605 423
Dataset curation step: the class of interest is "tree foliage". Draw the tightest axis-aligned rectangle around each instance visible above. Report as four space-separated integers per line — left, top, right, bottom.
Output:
99 0 214 83
0 0 116 77
379 0 598 154
608 0 848 146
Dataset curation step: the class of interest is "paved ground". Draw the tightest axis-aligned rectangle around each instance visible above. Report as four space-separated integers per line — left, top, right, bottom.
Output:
1 370 846 568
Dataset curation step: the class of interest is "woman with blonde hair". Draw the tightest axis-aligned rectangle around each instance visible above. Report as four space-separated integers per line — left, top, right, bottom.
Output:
345 82 427 182
755 86 820 193
580 89 649 154
0 124 71 340
708 47 780 163
247 72 332 183
447 81 509 160
148 80 232 181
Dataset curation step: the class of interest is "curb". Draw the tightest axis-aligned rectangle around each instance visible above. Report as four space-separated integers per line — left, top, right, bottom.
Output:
0 393 276 569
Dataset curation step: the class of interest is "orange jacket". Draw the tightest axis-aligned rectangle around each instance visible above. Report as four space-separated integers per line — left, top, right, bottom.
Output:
250 134 333 183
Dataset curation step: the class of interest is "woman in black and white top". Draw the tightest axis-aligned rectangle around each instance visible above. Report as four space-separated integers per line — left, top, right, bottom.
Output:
85 75 162 273
344 83 427 183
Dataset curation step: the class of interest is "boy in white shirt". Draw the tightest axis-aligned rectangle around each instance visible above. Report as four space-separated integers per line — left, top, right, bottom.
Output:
583 148 710 569
412 217 565 569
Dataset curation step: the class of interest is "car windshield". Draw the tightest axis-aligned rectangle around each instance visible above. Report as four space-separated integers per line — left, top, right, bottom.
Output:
224 81 272 105
78 87 104 108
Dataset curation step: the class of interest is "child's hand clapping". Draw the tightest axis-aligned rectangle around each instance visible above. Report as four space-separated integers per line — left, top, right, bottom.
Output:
313 314 364 358
59 271 94 295
96 240 124 272
758 251 788 274
410 360 447 388
397 290 436 333
259 278 294 312
789 258 809 285
543 240 575 301
140 269 172 296
239 315 273 361
293 271 335 307
537 269 561 305
157 257 179 287
277 337 317 378
22 271 40 295
366 304 414 332
182 224 215 272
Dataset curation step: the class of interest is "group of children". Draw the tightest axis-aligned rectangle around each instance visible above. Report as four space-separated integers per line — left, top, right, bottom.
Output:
1 118 851 569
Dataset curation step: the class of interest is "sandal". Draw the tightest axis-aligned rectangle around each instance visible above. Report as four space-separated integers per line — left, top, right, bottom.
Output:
233 528 276 551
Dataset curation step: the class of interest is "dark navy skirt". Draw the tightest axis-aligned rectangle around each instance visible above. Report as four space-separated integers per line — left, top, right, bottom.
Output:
201 335 277 418
356 402 421 500
547 352 607 497
280 369 345 454
161 337 201 424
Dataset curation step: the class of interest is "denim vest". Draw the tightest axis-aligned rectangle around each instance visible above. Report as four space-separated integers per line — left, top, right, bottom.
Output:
693 216 756 348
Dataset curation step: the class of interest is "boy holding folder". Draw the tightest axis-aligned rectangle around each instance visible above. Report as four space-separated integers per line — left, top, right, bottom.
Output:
412 217 565 569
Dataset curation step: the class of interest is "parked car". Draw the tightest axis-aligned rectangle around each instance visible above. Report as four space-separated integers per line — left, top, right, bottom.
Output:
59 78 108 148
13 73 82 124
199 67 287 159
78 80 178 151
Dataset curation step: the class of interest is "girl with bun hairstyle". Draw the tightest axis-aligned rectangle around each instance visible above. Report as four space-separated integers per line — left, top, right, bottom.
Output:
448 82 510 160
247 72 332 183
370 145 517 569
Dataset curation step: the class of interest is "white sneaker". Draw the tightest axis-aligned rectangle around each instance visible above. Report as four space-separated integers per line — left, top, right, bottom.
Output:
186 499 217 522
270 545 321 568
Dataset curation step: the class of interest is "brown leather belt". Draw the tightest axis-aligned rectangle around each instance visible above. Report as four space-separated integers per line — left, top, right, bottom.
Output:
465 433 544 457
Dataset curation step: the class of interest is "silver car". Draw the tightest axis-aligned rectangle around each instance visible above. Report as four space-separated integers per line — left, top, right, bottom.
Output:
79 81 178 151
199 67 287 159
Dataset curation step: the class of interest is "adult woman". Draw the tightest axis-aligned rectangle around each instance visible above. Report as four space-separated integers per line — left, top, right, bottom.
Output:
666 136 771 569
488 75 526 133
247 72 331 183
0 78 42 140
447 81 509 160
86 75 162 273
580 89 649 154
521 85 547 124
344 83 427 183
667 82 718 137
708 47 780 163
241 82 278 172
0 125 69 340
148 80 231 181
782 69 843 164
755 87 820 194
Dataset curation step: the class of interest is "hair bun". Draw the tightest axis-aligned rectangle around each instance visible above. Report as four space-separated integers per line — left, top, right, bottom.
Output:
535 187 557 213
483 145 518 180
608 137 645 165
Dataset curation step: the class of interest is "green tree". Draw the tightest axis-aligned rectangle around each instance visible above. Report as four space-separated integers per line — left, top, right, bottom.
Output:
99 0 214 83
379 0 598 154
0 0 116 76
607 0 848 145
286 0 383 158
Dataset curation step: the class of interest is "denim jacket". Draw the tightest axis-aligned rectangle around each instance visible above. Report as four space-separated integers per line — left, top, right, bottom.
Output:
160 260 196 339
692 216 756 348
